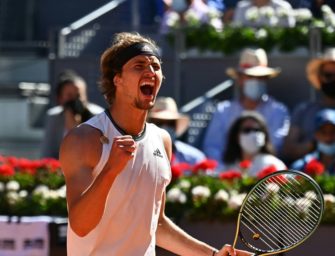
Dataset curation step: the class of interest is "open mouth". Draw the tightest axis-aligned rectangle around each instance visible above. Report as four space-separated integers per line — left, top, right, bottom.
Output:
140 83 154 97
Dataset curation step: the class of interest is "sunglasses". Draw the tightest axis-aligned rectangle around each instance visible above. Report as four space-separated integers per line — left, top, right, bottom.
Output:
321 72 335 81
240 127 262 134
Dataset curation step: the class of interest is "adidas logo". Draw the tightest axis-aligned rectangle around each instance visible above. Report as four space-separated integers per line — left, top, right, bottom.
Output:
153 148 163 158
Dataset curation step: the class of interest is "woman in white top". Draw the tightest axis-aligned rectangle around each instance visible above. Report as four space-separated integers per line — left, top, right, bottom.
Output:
232 0 296 28
221 110 287 176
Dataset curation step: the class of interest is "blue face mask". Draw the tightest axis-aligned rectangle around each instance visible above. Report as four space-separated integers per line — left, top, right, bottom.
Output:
171 0 188 13
317 142 335 156
243 79 267 100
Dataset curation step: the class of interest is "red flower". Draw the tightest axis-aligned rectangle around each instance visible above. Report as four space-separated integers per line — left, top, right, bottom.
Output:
16 158 39 175
257 165 277 179
6 156 19 167
305 159 325 176
0 164 15 177
239 160 252 170
0 156 61 176
171 162 192 179
192 159 218 174
39 158 62 173
0 154 6 163
219 170 242 180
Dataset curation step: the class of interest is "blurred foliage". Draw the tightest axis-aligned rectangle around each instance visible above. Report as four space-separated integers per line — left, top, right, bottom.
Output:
166 23 335 55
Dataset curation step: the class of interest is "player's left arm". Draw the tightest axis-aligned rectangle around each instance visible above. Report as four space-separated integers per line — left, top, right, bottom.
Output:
155 128 253 256
155 128 219 255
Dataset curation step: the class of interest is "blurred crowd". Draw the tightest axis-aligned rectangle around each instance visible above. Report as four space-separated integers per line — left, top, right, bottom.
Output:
158 0 335 33
35 0 335 178
146 46 335 177
41 45 335 178
37 46 335 176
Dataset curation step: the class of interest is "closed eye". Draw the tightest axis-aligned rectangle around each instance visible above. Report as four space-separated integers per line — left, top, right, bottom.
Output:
134 64 144 69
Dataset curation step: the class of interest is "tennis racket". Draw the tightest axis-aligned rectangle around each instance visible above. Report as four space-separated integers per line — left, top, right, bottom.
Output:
232 170 324 256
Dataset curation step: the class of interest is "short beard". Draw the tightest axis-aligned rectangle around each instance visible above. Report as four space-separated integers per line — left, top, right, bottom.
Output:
134 98 155 110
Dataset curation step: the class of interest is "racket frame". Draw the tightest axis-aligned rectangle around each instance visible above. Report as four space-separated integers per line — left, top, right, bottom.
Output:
232 169 325 256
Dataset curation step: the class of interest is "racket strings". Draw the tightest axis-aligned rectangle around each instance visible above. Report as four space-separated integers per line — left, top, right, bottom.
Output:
248 182 322 240
241 209 296 249
249 188 312 238
241 204 307 251
275 175 323 214
271 178 322 222
253 182 318 231
243 198 309 250
242 199 305 248
240 219 277 251
269 175 323 223
260 175 322 224
239 173 323 253
243 199 305 243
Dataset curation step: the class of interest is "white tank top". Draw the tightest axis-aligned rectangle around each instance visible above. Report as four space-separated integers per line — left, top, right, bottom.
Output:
67 111 171 256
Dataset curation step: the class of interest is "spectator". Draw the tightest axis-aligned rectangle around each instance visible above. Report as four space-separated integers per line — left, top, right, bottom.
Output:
283 48 335 163
202 48 290 168
148 97 206 165
206 0 225 12
40 70 104 159
289 0 307 8
223 0 241 24
192 0 241 25
291 108 335 175
292 0 335 18
160 0 223 34
221 111 286 176
232 0 296 27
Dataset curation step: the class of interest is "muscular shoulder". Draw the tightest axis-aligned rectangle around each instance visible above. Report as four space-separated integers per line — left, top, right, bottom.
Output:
60 124 103 171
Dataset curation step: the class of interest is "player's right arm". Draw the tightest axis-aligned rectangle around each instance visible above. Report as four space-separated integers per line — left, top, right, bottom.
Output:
60 125 136 237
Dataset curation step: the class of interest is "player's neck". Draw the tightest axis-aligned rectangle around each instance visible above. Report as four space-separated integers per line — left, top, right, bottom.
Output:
108 105 147 137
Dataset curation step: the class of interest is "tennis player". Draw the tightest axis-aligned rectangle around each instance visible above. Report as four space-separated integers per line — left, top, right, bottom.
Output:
60 32 253 256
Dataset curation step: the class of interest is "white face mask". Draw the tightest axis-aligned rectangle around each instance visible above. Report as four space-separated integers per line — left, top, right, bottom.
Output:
171 0 188 13
239 131 266 155
243 79 267 100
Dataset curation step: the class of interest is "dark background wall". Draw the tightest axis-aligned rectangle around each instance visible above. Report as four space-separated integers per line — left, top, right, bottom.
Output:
0 0 161 42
